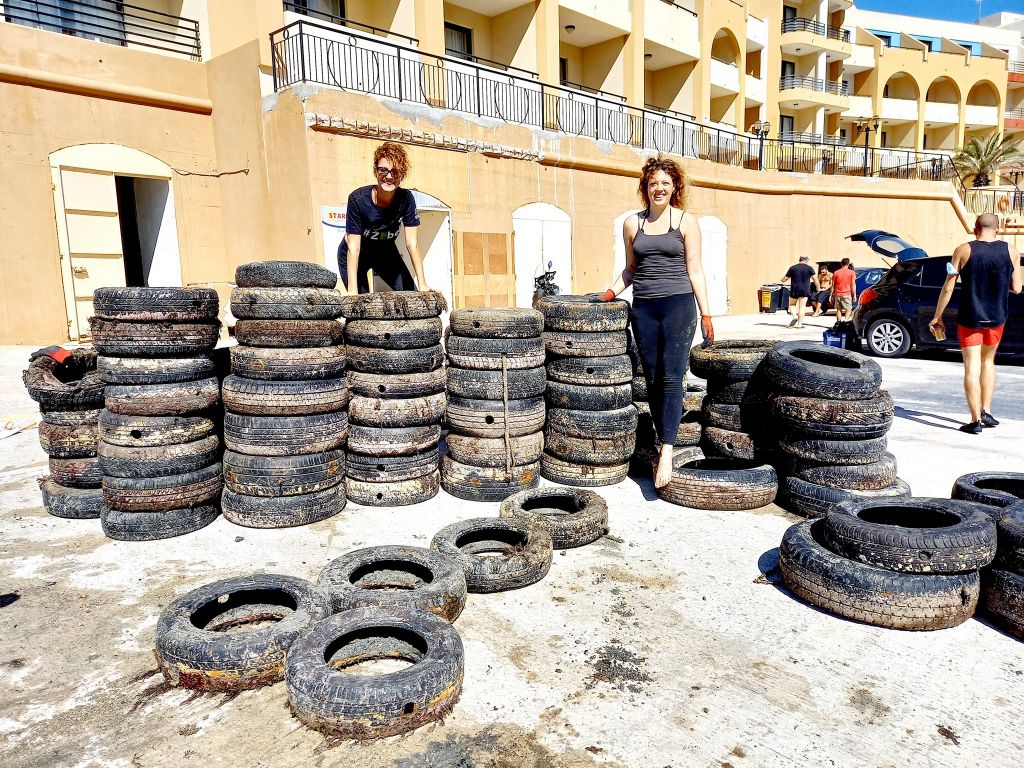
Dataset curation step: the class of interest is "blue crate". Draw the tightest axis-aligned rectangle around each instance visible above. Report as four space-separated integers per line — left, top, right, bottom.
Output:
822 331 847 348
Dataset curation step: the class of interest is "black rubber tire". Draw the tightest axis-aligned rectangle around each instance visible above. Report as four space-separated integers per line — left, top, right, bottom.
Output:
23 348 105 411
347 424 441 457
995 502 1024 572
545 405 638 440
230 345 346 381
349 393 446 428
104 377 220 417
780 519 980 631
545 354 632 386
285 606 462 739
319 545 468 621
983 568 1024 640
539 453 629 487
658 454 777 510
445 335 546 370
635 407 703 451
535 294 630 332
39 478 102 519
788 452 899 491
446 396 546 438
235 261 338 289
779 435 888 465
223 450 344 497
103 463 223 512
38 421 97 459
344 318 442 349
762 341 883 400
230 287 343 320
543 330 628 358
444 432 544 468
689 340 776 382
772 391 895 440
223 411 347 457
348 369 447 399
98 435 221 479
823 497 997 574
156 573 331 690
222 485 345 528
98 411 215 448
449 308 544 338
101 504 219 541
706 379 748 405
951 472 1024 508
700 401 744 432
347 343 444 375
440 456 540 502
431 517 553 592
92 287 220 322
339 290 447 320
234 320 344 348
701 427 758 461
345 448 438 483
89 319 220 356
347 471 440 507
221 375 349 416
865 316 913 359
499 487 609 549
40 407 101 427
546 381 632 411
49 456 102 488
543 428 635 465
446 366 546 400
97 354 215 385
779 476 912 519
631 375 648 401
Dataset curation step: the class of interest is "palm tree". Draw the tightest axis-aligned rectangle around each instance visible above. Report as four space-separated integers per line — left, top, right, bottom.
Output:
953 134 1024 187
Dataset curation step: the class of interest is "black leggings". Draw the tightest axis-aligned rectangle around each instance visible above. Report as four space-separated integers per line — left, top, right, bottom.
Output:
630 293 698 445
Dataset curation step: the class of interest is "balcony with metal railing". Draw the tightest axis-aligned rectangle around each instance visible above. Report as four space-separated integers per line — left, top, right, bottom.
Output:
780 17 850 43
780 16 851 61
779 75 848 96
283 0 416 45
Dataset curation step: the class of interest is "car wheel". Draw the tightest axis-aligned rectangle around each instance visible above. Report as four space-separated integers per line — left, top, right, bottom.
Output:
866 318 912 358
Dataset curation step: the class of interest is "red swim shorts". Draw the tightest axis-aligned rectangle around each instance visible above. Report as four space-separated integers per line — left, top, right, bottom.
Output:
957 324 1005 348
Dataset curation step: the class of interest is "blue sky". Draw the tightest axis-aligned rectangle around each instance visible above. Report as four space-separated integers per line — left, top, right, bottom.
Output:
856 0 1024 23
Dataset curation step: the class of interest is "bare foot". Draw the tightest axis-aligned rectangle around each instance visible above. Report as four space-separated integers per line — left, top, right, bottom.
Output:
654 449 674 489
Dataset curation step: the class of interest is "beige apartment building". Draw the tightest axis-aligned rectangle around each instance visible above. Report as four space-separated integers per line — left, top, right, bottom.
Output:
1 0 1022 344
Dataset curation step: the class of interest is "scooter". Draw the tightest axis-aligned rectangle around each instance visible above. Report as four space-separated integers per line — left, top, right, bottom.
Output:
532 261 560 308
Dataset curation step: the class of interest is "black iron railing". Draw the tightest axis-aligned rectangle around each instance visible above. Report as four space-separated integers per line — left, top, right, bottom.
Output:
780 17 850 43
445 50 538 79
779 132 845 146
659 0 698 17
869 154 957 182
1010 61 1024 74
779 75 848 96
561 79 627 102
1006 108 1024 120
2 0 201 59
284 1 416 45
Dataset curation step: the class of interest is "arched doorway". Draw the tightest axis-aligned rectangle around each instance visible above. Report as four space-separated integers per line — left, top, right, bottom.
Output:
512 203 571 308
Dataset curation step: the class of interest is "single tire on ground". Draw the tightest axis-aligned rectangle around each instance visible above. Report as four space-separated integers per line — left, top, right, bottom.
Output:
349 392 446 428
221 375 349 416
347 424 441 457
23 348 105 411
449 307 544 338
98 435 221 479
103 463 223 513
779 476 912 519
235 261 338 289
446 396 546 438
234 320 344 348
444 432 544 468
539 453 629 487
543 330 628 358
38 421 98 459
224 450 345 497
431 517 553 592
101 504 219 542
230 345 346 381
535 294 630 332
92 287 220 322
658 454 777 511
689 340 776 382
546 405 638 440
446 366 546 400
951 471 1024 508
545 354 632 386
104 377 220 417
223 411 348 457
97 354 215 385
339 290 447 320
344 318 442 349
222 485 345 528
230 287 343 320
440 456 540 502
762 341 883 400
499 487 609 548
347 471 440 507
39 478 102 519
445 335 546 370
345 448 438 483
49 456 102 488
89 319 220 356
348 369 446 399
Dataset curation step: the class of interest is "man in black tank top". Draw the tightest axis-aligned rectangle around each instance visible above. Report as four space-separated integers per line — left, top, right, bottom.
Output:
931 214 1022 433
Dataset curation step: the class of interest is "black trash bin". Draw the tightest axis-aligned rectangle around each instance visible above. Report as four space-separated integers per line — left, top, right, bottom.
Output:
758 284 790 313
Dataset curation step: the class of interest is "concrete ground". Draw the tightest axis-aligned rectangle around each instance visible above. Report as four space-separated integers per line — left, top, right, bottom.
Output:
1 313 1022 768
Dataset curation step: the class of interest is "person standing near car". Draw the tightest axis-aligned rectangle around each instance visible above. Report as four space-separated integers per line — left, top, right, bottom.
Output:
779 256 815 329
811 264 832 316
930 213 1022 434
831 258 857 322
595 156 713 489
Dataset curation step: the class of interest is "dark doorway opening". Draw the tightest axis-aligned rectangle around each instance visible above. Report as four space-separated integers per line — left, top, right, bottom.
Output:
115 176 144 286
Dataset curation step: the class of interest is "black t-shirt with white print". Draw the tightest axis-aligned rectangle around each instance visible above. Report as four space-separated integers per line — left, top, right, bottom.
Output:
337 185 420 276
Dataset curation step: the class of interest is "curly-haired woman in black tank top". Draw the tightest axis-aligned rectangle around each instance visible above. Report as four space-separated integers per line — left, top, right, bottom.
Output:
596 157 714 488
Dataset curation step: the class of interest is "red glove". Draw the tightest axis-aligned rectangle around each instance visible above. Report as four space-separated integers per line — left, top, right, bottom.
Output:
29 346 72 364
592 289 616 303
700 315 714 348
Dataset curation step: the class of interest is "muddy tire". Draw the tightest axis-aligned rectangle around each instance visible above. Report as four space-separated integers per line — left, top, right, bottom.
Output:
431 517 553 592
41 407 102 427
631 375 648 401
449 308 544 338
230 287 343 320
97 354 215 385
706 379 748 405
535 294 630 332
223 450 345 496
440 456 540 502
98 435 221 479
156 573 331 690
702 426 757 461
347 471 440 507
49 456 102 488
92 287 220 322
349 393 446 428
235 261 337 289
658 454 777 510
319 546 467 621
345 448 438 483
101 504 219 541
234 320 344 348
221 375 349 416
103 463 223 512
545 354 632 386
779 476 912 519
539 453 629 487
778 435 887 465
223 411 347 457
772 391 895 440
546 381 632 411
700 401 745 432
446 366 546 400
689 340 776 382
285 606 462 739
983 569 1024 639
788 452 899 491
636 407 702 451
347 424 441 457
98 411 215 448
89 319 220 356
951 472 1024 509
543 330 627 358
347 344 444 375
445 335 546 370
348 369 447 399
444 432 544 468
499 488 609 549
38 421 98 459
39 478 102 519
344 318 442 349
222 485 345 528
546 405 637 440
780 519 979 631
544 428 635 465
446 396 545 438
762 341 882 400
104 377 220 417
995 502 1024 572
23 348 105 411
339 290 447 320
230 345 346 381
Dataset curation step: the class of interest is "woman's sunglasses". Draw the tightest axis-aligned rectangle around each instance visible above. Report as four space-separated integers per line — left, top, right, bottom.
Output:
374 166 402 180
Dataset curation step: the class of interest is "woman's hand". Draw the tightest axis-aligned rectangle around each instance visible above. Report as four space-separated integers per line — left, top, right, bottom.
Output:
700 315 715 348
591 289 617 303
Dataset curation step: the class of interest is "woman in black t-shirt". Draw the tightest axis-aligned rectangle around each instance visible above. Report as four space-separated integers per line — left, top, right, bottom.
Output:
338 142 429 294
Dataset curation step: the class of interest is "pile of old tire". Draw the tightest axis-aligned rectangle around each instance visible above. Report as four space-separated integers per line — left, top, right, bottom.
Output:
90 287 222 540
442 308 545 501
780 497 996 630
657 447 778 510
537 295 637 486
759 341 910 517
224 262 347 527
22 347 106 520
342 290 448 507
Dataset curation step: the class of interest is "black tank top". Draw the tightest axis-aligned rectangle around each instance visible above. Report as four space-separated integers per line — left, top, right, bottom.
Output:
957 240 1014 328
631 209 692 299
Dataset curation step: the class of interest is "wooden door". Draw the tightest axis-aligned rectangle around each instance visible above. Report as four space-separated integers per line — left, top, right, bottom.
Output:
453 231 515 308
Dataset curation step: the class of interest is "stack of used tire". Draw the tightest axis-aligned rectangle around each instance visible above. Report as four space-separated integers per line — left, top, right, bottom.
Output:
760 341 911 517
223 262 348 527
657 446 778 511
442 308 546 501
90 288 223 540
23 348 106 520
779 497 996 630
342 291 448 507
536 295 637 487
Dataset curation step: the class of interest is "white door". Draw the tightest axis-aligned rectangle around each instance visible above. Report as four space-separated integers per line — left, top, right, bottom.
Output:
698 215 729 315
512 203 571 307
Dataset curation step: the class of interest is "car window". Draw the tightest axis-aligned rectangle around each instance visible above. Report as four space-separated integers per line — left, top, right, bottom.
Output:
864 270 883 286
919 258 952 287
